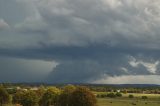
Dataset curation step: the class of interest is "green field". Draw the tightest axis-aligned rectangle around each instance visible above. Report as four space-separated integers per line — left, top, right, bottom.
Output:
97 93 160 106
98 98 160 106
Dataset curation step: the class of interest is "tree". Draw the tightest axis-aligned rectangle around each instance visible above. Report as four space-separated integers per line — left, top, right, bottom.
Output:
12 91 24 105
21 91 38 106
0 86 9 106
58 85 76 106
39 87 61 106
69 86 97 106
62 85 76 93
36 85 45 97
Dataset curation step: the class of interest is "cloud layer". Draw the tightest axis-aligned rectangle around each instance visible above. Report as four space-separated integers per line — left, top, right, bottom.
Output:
0 0 160 83
0 56 57 82
93 75 160 84
0 19 9 30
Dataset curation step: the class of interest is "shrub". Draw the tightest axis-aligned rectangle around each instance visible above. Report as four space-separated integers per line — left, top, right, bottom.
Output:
101 94 107 98
107 93 116 98
115 92 122 97
142 96 148 99
128 94 134 98
97 94 107 98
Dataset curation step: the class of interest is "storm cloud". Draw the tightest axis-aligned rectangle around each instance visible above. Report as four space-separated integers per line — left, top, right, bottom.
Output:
0 0 160 84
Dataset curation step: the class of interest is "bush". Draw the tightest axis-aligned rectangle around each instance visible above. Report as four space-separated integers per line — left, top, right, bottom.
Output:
128 94 134 98
142 96 148 99
115 92 122 97
101 94 107 98
107 93 116 98
97 94 107 98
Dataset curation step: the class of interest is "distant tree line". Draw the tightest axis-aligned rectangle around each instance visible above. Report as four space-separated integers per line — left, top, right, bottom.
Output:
88 86 160 94
97 92 122 98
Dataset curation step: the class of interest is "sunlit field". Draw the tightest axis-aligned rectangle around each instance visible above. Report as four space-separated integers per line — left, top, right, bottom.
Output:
96 93 160 106
97 98 160 106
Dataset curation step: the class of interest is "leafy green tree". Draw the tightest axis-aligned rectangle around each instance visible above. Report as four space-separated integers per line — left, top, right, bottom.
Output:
0 86 9 106
58 85 76 106
63 85 76 93
36 86 46 98
69 86 97 106
12 91 24 105
21 91 38 106
39 87 61 106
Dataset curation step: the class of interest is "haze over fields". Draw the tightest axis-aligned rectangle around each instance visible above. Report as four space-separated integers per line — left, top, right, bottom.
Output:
0 0 160 84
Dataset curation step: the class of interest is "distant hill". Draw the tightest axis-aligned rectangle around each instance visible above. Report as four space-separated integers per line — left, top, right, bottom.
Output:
3 82 160 88
87 84 160 88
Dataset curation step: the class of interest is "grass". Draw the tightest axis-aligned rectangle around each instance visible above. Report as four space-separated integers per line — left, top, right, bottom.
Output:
97 98 160 106
96 92 160 106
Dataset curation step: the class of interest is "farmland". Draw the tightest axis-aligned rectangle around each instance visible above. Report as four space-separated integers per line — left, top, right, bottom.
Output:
98 98 160 106
97 93 160 106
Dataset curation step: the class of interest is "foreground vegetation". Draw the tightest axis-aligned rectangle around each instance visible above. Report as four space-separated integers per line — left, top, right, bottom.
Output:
0 85 97 106
0 84 160 106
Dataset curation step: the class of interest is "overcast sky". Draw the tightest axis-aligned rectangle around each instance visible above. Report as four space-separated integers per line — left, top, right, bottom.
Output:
0 0 160 84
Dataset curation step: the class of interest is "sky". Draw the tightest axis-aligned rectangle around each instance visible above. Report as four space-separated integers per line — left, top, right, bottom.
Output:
0 0 160 84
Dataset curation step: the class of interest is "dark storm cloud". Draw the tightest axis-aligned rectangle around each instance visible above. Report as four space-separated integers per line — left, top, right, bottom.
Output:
1 45 159 83
0 56 56 83
0 0 160 83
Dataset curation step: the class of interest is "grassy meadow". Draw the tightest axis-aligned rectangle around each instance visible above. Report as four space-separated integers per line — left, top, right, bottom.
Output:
96 93 160 106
